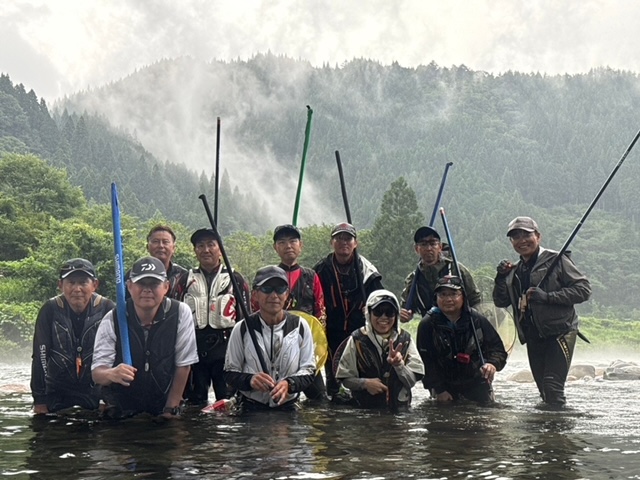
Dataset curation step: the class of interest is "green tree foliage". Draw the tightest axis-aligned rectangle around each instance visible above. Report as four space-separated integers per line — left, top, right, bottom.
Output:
368 177 424 296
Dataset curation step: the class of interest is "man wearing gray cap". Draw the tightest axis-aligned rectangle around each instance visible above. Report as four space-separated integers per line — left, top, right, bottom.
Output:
224 265 315 409
31 258 115 414
400 226 481 322
493 217 591 406
92 256 198 418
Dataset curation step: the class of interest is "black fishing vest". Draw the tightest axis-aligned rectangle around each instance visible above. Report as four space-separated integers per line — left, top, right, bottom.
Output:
45 294 112 395
285 267 316 315
107 298 180 415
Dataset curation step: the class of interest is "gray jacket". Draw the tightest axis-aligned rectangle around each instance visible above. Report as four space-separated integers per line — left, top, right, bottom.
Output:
492 247 591 343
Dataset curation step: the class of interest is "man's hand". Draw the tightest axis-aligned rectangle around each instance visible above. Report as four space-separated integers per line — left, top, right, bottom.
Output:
270 379 290 405
250 372 276 392
33 404 49 415
496 259 513 277
526 287 549 303
435 391 453 402
480 363 497 383
399 308 413 323
108 363 137 386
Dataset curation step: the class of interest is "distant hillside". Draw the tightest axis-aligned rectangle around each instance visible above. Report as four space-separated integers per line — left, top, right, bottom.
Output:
0 73 270 234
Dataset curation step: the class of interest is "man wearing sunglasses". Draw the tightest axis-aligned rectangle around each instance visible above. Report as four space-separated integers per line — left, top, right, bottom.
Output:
173 228 251 406
224 266 315 409
335 290 424 409
493 216 591 406
400 226 481 322
92 257 198 418
31 258 115 414
417 276 507 404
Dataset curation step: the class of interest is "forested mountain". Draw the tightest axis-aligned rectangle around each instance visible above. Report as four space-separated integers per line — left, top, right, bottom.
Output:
0 73 269 235
3 57 640 319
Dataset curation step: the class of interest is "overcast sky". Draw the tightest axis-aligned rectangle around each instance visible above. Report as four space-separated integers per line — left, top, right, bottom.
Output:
1 0 639 101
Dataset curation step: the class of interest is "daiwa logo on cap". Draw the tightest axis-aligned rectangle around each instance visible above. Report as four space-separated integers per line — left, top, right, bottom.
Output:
130 256 167 282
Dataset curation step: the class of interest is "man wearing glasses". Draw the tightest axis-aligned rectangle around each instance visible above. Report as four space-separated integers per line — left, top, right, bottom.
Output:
417 276 507 404
173 228 250 406
224 266 315 409
493 216 591 406
400 226 481 322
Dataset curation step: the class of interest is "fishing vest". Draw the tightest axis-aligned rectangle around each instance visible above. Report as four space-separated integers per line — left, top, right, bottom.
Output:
44 294 112 395
285 267 316 315
108 298 180 415
350 329 412 409
183 266 237 330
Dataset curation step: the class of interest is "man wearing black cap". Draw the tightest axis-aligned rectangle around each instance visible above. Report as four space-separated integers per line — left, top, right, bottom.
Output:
313 222 384 402
31 258 115 414
173 228 250 406
493 216 591 406
417 276 507 404
400 226 481 322
224 265 315 408
265 224 327 400
92 257 198 418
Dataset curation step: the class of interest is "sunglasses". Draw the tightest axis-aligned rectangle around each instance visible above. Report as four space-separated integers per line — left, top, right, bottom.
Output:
258 285 288 295
372 306 397 318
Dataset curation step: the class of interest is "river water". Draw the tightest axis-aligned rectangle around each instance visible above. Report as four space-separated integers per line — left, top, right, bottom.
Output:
1 351 639 480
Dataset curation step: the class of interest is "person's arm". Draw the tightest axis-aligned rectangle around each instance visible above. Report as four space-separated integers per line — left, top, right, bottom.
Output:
478 315 508 372
416 317 447 394
162 365 190 416
31 302 53 413
91 311 137 386
492 264 514 309
335 336 386 394
312 274 327 325
284 319 315 393
391 336 425 389
548 255 591 305
223 320 255 391
460 264 482 308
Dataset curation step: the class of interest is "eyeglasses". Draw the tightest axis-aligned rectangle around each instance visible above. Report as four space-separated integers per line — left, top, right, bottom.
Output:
372 306 397 318
436 290 462 298
509 231 534 241
149 239 173 246
417 240 440 249
258 285 288 295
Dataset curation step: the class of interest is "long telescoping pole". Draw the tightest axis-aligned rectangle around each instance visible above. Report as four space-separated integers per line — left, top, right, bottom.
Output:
198 194 269 374
405 162 454 312
537 128 640 287
110 183 132 365
334 150 366 304
292 106 313 226
214 117 221 227
439 207 486 366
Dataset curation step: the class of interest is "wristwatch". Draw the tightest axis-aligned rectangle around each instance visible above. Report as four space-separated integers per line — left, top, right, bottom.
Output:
162 406 182 416
286 377 296 393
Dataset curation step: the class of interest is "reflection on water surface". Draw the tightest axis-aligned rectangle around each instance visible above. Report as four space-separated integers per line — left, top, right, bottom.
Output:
1 359 639 479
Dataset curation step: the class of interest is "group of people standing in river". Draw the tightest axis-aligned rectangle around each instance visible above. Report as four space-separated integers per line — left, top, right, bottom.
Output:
30 215 591 419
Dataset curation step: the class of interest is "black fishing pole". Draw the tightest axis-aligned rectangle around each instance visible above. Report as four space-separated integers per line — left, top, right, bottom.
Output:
405 162 454 312
334 150 366 304
214 117 221 227
198 194 269 374
439 207 486 366
537 128 640 287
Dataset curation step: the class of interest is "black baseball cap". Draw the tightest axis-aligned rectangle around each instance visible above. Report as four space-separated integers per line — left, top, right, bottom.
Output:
59 258 97 279
190 228 217 246
253 265 289 288
414 226 441 243
434 275 463 292
331 222 356 238
129 257 167 283
273 224 301 242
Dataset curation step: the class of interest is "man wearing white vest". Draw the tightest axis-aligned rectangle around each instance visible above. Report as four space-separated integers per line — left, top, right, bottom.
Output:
173 228 251 406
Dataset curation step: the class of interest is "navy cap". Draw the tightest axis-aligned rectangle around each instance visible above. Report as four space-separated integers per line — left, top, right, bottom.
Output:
414 226 441 243
273 224 301 242
190 228 217 246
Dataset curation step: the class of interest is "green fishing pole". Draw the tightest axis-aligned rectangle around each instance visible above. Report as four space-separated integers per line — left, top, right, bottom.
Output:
292 106 313 226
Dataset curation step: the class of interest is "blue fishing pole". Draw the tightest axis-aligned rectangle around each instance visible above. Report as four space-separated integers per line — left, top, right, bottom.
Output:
111 183 132 365
405 162 453 313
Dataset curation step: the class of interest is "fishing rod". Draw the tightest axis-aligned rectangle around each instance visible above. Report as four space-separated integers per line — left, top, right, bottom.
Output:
334 150 366 304
439 207 486 366
198 194 269 374
537 128 640 287
292 106 313 226
110 183 132 365
405 162 454 313
214 117 221 227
